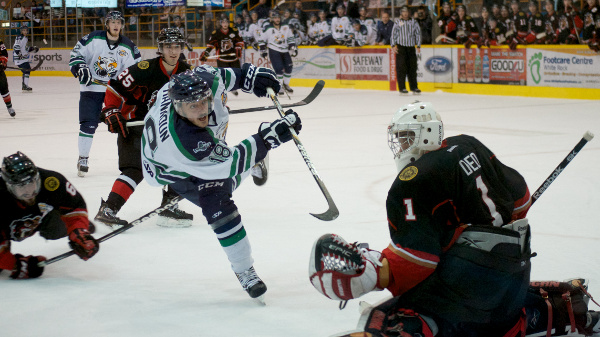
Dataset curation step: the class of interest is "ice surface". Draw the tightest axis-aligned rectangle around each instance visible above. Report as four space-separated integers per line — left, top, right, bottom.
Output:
0 76 599 337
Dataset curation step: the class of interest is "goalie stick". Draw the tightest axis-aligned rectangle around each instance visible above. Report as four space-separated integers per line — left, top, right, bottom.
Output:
39 196 183 267
125 80 326 128
5 58 44 72
266 86 339 221
531 130 594 205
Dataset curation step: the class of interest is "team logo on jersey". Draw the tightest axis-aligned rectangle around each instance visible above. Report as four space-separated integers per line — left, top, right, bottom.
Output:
93 56 119 78
118 49 128 57
138 61 150 69
221 91 227 106
399 166 418 181
220 39 234 52
10 215 42 241
44 176 60 191
193 141 212 153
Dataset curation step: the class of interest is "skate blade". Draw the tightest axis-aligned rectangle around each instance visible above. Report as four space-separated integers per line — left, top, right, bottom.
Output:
156 217 193 228
77 171 86 177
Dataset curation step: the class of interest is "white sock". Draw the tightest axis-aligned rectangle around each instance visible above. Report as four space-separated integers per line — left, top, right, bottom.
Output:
78 133 94 157
223 235 254 274
23 75 30 86
283 74 291 85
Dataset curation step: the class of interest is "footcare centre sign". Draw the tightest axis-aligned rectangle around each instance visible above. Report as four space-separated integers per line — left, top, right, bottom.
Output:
527 48 600 88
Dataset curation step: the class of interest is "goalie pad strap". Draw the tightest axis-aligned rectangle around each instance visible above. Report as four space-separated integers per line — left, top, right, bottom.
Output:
540 288 553 337
563 292 577 333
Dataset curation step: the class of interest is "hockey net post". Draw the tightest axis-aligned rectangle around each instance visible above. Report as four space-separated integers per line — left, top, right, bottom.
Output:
39 196 183 267
531 131 594 205
265 84 339 221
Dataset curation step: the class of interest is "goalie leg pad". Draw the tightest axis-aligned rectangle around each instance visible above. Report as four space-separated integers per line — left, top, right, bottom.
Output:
309 233 381 301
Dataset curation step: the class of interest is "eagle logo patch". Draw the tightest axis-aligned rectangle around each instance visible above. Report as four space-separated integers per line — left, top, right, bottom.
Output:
399 166 418 181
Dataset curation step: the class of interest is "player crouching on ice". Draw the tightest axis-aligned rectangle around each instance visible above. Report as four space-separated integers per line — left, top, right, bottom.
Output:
141 65 301 300
308 102 600 337
0 152 99 279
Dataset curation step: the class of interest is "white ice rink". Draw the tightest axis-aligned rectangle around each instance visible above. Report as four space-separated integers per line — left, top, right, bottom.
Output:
0 76 599 337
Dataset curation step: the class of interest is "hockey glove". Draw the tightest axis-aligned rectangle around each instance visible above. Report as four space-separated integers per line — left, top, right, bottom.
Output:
289 44 298 57
69 228 99 261
258 110 301 149
78 67 92 86
10 254 46 279
259 45 268 59
0 56 7 70
240 63 281 97
200 50 209 62
28 46 39 53
103 108 129 138
235 47 242 59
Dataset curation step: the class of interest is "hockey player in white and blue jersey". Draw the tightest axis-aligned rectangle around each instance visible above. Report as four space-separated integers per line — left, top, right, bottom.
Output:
141 65 299 300
69 11 141 177
12 24 38 92
259 11 297 95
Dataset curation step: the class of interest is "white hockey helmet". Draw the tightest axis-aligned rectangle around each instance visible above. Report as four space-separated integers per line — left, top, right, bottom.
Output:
387 101 443 172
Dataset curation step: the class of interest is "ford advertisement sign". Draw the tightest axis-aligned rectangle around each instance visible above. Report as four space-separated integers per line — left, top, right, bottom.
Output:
424 56 452 74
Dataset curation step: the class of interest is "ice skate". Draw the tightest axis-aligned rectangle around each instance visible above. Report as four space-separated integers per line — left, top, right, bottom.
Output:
77 156 89 177
94 198 128 229
235 266 267 302
7 107 15 117
251 153 269 186
22 84 32 92
413 89 422 95
283 83 294 93
156 189 193 227
399 89 409 95
278 87 285 96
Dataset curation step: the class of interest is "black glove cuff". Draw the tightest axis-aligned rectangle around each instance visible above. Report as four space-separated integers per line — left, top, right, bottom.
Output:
240 63 256 94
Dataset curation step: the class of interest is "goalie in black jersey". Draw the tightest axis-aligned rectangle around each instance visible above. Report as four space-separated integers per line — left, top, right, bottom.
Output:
94 28 194 229
309 102 600 337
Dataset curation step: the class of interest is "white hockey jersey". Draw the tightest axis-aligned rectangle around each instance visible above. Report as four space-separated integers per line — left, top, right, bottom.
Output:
12 35 33 66
141 65 269 187
247 22 263 45
259 23 295 53
349 24 377 46
309 20 331 41
331 16 352 41
69 30 141 93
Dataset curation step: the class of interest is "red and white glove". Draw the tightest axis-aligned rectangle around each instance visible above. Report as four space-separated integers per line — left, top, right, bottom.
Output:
69 228 99 261
10 254 46 279
102 108 128 138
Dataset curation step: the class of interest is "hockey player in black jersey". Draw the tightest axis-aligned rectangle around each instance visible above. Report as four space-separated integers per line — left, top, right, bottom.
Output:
309 102 600 337
95 28 194 229
0 40 15 117
0 152 99 279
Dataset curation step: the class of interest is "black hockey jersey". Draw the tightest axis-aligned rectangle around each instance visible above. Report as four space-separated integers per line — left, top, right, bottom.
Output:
206 27 244 62
104 56 192 121
381 134 530 296
0 168 89 270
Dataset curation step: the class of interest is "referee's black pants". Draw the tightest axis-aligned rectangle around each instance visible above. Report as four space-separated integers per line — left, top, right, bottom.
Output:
395 45 418 92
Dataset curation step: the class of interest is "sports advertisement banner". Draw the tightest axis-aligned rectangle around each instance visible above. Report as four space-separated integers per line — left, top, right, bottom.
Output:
125 0 185 8
526 48 600 88
52 0 118 7
455 48 526 86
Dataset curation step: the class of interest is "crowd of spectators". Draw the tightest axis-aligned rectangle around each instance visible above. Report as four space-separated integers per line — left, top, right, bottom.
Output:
4 0 599 51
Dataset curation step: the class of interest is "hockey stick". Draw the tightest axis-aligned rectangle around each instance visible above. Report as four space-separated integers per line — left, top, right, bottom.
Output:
266 85 339 221
531 131 594 205
5 58 44 72
230 80 325 114
39 196 183 267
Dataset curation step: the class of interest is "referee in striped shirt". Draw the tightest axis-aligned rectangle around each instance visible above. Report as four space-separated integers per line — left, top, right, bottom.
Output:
391 6 421 94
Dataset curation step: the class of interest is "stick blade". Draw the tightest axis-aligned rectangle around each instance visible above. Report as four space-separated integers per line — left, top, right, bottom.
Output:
310 198 339 221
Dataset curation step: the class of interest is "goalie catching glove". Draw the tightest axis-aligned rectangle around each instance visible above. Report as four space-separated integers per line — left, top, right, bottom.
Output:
240 63 280 97
309 233 383 301
102 108 128 138
258 109 301 149
69 228 99 261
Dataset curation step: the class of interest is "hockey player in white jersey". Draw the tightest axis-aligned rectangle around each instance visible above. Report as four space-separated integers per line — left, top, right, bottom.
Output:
259 11 297 94
141 65 300 300
246 10 264 51
317 5 351 46
346 19 378 46
12 24 39 92
311 10 332 44
69 11 141 177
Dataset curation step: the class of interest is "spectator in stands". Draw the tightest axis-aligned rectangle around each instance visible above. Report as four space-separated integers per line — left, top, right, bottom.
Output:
13 2 24 21
326 0 338 18
235 14 245 31
376 11 394 45
561 0 584 35
582 0 599 17
416 5 432 44
294 1 309 27
283 8 293 24
172 15 185 36
491 3 501 20
337 0 359 19
437 1 457 43
255 0 271 19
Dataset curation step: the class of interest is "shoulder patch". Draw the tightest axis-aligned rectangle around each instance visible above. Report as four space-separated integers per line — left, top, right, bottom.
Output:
138 61 150 69
399 166 418 181
44 176 60 191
